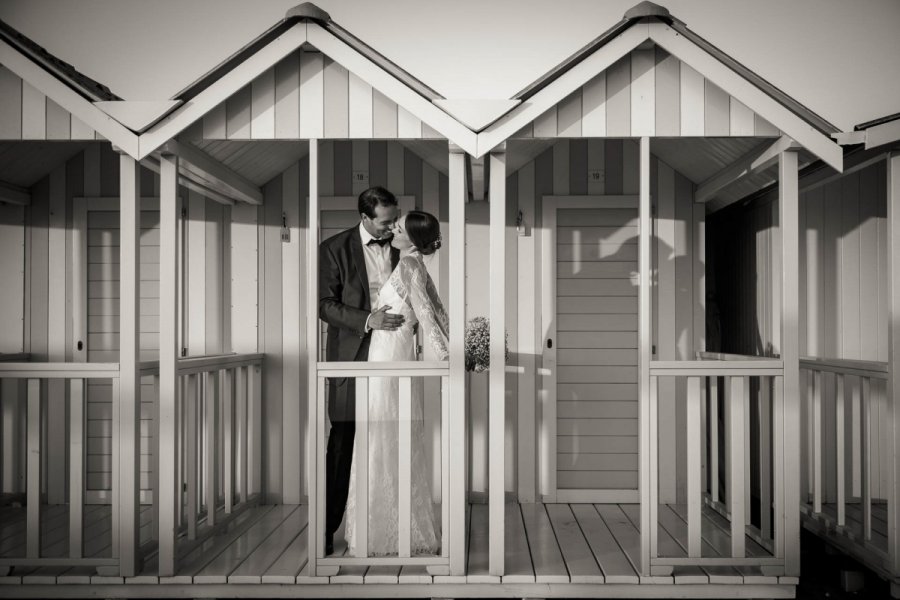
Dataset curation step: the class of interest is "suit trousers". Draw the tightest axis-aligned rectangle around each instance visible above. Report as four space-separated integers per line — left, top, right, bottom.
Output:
325 418 355 537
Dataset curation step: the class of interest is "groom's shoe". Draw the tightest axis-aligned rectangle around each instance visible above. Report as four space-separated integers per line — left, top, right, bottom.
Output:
325 533 334 556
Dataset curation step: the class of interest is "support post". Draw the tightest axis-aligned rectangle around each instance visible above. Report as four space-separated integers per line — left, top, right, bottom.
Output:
306 139 320 575
778 148 801 575
448 144 468 575
158 151 179 576
888 152 900 582
638 136 652 576
118 152 142 576
488 145 506 576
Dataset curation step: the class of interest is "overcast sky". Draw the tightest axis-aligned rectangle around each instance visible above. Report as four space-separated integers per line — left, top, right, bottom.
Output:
0 0 897 132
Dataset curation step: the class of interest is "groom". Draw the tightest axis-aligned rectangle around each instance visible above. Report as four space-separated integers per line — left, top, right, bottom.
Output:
318 186 404 555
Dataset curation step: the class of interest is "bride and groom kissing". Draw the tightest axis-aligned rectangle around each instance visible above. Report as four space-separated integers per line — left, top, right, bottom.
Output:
319 186 448 557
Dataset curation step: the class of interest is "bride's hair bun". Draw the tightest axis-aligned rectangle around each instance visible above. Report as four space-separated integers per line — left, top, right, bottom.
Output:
406 210 442 256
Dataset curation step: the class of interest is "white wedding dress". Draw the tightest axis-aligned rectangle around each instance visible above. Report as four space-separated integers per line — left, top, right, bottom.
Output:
345 251 449 556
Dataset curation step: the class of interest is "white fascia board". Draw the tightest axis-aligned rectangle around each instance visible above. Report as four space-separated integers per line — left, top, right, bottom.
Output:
865 119 900 150
306 24 477 156
476 22 651 157
138 22 309 159
95 100 183 133
433 99 521 132
648 22 843 173
696 136 801 203
0 38 139 156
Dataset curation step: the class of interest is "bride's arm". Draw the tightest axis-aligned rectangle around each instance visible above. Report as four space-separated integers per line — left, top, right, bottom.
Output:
399 256 449 360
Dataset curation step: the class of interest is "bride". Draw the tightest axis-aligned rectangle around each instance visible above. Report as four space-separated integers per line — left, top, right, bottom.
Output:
345 210 448 557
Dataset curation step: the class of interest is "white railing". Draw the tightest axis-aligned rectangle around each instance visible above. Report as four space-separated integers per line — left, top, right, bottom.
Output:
648 353 786 574
0 360 123 572
799 357 892 569
311 361 452 575
143 353 264 577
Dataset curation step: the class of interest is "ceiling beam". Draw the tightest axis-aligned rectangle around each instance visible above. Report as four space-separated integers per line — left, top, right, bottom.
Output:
0 180 30 205
141 155 234 206
695 136 800 204
158 140 262 205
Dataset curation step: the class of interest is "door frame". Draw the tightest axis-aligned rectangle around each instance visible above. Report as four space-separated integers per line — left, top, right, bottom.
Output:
540 194 641 504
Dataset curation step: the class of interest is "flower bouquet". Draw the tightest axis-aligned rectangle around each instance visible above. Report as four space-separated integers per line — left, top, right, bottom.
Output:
464 316 508 373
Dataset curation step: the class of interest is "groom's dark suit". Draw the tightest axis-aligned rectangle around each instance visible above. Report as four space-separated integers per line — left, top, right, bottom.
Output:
319 225 398 543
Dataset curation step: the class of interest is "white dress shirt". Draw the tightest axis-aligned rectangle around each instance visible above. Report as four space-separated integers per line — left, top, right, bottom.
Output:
359 222 392 330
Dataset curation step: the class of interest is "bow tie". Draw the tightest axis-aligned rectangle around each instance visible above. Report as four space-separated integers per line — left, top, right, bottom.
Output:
367 237 391 247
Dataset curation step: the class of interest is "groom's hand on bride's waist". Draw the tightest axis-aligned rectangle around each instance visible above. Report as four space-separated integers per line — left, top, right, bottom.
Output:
366 305 405 331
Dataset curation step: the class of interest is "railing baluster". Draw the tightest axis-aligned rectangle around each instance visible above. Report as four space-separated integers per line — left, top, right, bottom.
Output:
398 376 412 558
223 368 233 514
836 373 846 527
649 375 659 560
729 376 746 558
316 376 326 564
186 374 198 539
861 376 872 541
441 375 450 558
26 378 40 559
70 378 84 558
151 374 160 543
773 375 785 559
710 376 719 504
812 369 823 513
686 376 702 557
852 377 862 498
205 371 217 526
744 377 751 528
237 366 248 504
249 364 262 497
355 377 369 557
759 376 772 540
176 377 184 529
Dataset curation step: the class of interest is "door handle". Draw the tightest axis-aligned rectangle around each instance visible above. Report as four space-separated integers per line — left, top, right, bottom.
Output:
547 338 552 349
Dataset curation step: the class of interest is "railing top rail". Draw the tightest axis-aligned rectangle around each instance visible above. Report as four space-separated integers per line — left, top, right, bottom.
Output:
316 360 449 377
800 356 888 379
139 353 265 376
0 362 120 379
651 359 784 377
0 353 30 362
697 351 780 362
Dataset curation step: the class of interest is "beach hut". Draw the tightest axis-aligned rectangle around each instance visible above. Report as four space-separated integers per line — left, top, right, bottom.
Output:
1 1 891 598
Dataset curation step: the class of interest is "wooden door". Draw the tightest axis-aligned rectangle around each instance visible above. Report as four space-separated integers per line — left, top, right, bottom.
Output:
541 196 640 503
73 196 181 503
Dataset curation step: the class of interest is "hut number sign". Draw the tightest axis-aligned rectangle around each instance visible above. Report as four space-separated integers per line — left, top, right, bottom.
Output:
353 170 369 185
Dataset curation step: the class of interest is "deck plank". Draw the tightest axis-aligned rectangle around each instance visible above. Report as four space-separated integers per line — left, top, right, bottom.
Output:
399 564 432 583
194 505 297 583
622 504 707 583
466 503 499 583
364 564 400 583
571 503 637 583
545 504 603 582
657 504 742 583
520 502 568 583
502 503 535 583
331 564 367 583
229 506 307 583
262 520 308 583
596 504 671 583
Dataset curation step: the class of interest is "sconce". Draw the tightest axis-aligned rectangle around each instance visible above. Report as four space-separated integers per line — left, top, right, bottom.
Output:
516 209 528 236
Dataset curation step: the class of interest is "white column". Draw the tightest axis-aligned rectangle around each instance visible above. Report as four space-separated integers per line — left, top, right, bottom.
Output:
779 148 801 575
305 140 321 575
489 145 506 576
887 152 900 583
448 144 468 575
158 152 179 576
117 153 142 576
637 137 652 576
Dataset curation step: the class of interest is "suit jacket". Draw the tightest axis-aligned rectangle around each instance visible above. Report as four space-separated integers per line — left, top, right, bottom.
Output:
319 225 399 421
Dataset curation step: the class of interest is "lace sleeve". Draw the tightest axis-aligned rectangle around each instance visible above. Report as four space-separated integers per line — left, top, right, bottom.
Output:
398 255 449 360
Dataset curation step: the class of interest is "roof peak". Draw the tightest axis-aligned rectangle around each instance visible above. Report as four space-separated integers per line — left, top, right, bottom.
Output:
624 1 671 20
285 3 331 24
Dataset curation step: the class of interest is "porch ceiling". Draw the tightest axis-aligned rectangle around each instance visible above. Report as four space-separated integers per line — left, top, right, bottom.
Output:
0 141 92 189
189 140 310 187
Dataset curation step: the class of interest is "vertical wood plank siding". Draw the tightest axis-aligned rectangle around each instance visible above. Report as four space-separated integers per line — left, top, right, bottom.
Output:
515 48 779 140
710 159 890 502
0 65 100 140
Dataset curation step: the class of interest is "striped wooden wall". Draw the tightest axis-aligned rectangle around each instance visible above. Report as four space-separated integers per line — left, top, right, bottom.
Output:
512 47 781 139
0 65 103 141
257 140 449 503
709 158 891 500
202 49 442 141
0 203 25 353
11 143 229 501
510 138 700 503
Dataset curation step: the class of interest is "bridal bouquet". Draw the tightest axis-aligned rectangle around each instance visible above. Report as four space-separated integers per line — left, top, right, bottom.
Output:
464 317 508 373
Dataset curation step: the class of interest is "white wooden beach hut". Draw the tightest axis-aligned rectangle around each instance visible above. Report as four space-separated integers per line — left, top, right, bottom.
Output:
1 1 891 598
707 112 900 597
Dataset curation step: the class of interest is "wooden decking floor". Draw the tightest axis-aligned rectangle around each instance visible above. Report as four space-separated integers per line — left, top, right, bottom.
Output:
801 499 890 581
1 503 797 597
